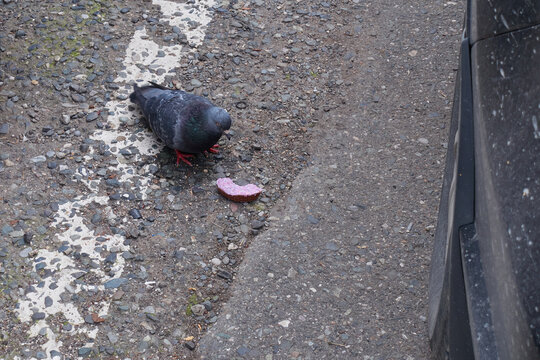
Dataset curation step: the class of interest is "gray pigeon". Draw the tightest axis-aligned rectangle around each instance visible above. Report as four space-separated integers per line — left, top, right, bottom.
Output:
130 82 232 166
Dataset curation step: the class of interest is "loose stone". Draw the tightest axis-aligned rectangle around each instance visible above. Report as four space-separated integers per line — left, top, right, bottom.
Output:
129 209 142 219
104 278 128 289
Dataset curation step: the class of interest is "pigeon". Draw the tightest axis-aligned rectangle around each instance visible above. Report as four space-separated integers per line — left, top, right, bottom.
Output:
129 82 232 166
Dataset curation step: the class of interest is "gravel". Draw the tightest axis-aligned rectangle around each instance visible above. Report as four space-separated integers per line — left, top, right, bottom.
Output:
104 278 128 289
0 0 462 357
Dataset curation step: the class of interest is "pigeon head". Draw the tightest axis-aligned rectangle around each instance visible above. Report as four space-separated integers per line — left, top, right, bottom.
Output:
204 106 232 138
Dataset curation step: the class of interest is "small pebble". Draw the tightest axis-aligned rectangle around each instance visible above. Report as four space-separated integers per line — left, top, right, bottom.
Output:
128 209 142 219
0 123 9 134
78 347 92 356
19 247 32 258
307 215 319 224
191 304 205 316
32 312 46 320
251 220 264 229
217 270 232 280
30 155 47 163
104 278 128 289
86 112 98 122
237 346 250 356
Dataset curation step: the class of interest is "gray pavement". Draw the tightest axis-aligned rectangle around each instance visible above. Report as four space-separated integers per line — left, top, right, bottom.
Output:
198 0 463 358
0 0 462 358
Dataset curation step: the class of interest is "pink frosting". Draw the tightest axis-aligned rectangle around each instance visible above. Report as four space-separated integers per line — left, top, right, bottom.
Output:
216 178 262 196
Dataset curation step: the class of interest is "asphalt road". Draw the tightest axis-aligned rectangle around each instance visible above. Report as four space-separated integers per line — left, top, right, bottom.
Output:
0 0 463 359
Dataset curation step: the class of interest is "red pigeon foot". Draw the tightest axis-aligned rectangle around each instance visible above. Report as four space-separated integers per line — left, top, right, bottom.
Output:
208 144 220 154
175 150 194 166
203 144 220 157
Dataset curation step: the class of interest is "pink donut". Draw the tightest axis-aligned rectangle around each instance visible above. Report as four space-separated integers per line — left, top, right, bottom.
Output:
216 178 262 202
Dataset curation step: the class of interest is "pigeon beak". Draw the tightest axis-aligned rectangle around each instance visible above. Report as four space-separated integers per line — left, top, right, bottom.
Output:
224 131 232 140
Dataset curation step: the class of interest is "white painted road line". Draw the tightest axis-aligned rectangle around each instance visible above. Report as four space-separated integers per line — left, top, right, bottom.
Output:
13 1 217 358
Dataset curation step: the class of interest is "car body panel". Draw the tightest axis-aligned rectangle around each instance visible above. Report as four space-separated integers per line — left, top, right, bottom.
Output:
470 0 540 44
471 23 540 358
461 223 498 359
429 2 540 359
428 34 476 360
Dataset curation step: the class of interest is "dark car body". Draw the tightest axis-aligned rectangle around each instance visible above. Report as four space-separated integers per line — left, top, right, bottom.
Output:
428 1 540 359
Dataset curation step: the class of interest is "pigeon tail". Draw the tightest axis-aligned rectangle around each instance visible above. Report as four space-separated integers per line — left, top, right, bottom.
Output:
129 84 146 106
130 83 171 107
148 81 169 90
